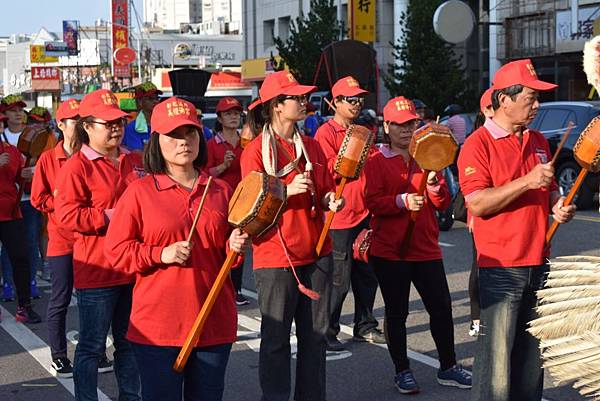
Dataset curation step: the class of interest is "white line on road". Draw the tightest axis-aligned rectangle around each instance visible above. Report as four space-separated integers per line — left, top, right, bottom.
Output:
438 241 456 247
0 304 111 401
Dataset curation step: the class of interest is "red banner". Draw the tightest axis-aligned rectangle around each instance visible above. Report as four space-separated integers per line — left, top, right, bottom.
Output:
32 66 59 81
111 0 130 78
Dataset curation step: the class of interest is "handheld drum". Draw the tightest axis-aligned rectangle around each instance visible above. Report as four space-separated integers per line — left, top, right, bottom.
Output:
399 123 458 257
546 116 600 243
315 124 374 255
174 171 286 372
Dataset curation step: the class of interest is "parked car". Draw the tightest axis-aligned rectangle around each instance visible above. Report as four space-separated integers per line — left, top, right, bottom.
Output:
529 101 600 209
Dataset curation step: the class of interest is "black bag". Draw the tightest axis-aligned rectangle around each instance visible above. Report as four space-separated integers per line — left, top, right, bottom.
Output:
453 191 468 223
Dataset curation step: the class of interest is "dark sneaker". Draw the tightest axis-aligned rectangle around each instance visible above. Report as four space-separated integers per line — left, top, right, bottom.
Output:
326 336 346 352
437 364 472 388
98 355 114 373
15 305 42 324
3 282 14 302
31 279 40 299
51 357 73 378
394 369 420 394
353 328 386 344
235 292 250 306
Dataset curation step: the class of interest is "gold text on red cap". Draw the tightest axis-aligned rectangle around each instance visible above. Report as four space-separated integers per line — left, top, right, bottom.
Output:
285 73 297 83
346 78 359 87
166 100 191 118
101 93 118 106
526 63 537 78
395 100 412 111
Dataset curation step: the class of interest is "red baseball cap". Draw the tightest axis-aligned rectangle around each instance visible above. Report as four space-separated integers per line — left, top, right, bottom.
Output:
216 97 243 113
383 96 419 124
56 98 80 121
1 94 27 111
332 76 368 98
248 71 316 110
28 106 52 123
79 89 128 121
480 88 493 112
492 59 557 91
150 97 202 135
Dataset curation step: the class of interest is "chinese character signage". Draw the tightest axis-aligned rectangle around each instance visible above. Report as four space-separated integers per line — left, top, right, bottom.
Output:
349 0 376 42
31 66 60 91
556 5 600 53
63 20 79 56
111 0 131 78
30 45 58 63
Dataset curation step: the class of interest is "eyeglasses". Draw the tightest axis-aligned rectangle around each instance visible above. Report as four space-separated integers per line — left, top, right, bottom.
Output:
91 119 127 129
281 95 308 104
341 96 365 106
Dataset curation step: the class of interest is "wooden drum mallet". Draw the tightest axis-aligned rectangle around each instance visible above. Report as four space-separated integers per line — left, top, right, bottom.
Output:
546 117 600 244
315 124 374 255
398 123 458 257
174 171 287 372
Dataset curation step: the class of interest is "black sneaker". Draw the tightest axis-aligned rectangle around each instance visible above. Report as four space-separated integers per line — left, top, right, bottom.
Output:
353 328 386 344
235 292 250 306
51 357 73 378
15 305 42 324
326 336 346 352
98 355 114 373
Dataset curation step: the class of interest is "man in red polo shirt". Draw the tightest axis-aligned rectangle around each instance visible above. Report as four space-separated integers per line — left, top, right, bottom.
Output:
458 59 576 401
315 76 384 351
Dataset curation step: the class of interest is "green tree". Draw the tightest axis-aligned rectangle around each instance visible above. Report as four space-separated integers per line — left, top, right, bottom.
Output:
384 0 475 114
273 0 342 84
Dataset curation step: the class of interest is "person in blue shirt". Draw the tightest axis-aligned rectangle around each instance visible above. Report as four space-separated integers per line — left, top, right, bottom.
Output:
302 102 322 137
122 82 162 151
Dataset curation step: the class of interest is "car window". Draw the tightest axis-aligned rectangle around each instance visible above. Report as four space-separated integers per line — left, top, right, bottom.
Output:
529 110 545 130
538 109 574 133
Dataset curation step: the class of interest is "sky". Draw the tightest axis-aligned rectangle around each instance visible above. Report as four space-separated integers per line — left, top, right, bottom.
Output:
1 0 144 36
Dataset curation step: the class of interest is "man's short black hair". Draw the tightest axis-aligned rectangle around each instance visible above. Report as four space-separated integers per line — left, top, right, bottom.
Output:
491 84 525 110
143 128 207 174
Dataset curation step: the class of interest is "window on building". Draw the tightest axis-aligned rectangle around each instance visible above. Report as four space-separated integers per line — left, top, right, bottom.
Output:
264 19 275 50
278 17 291 42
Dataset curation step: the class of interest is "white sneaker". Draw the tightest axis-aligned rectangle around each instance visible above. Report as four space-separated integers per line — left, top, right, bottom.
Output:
468 322 480 337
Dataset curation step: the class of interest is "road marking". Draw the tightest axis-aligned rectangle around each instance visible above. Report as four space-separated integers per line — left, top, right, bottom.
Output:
574 214 600 223
438 241 455 247
0 304 111 401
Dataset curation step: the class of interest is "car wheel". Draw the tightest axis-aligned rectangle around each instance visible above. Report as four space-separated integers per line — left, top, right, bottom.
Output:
555 161 595 210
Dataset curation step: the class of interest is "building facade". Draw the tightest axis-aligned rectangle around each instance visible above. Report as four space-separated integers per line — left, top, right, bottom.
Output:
144 0 203 30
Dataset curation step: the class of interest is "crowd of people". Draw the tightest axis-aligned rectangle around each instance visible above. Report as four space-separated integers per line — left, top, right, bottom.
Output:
0 57 578 401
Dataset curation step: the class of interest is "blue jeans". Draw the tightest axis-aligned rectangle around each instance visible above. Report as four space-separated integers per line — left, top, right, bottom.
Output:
1 201 42 284
471 265 548 401
74 284 140 401
131 342 232 401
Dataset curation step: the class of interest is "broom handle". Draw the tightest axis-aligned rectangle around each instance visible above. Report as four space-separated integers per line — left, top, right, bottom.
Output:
399 171 430 258
315 177 347 256
173 250 240 372
546 169 588 244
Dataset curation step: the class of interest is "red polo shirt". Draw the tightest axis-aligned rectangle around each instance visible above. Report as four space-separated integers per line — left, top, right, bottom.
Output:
104 173 237 347
240 133 335 268
206 132 243 192
30 141 75 256
362 145 450 261
458 119 557 268
314 120 371 229
0 142 23 221
55 145 144 289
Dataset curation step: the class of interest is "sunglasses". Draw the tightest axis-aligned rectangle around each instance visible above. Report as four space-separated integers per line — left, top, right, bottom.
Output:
341 96 365 106
91 118 127 129
281 95 308 104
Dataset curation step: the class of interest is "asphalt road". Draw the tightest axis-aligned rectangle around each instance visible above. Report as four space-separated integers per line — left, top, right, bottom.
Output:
1 209 599 401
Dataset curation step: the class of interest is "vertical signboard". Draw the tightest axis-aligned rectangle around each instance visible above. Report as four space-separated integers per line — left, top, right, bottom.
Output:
111 0 130 78
348 0 376 42
63 20 79 56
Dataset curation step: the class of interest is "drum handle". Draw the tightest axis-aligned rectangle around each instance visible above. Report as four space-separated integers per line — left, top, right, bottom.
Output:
399 171 430 258
546 168 588 244
315 177 347 256
173 249 240 373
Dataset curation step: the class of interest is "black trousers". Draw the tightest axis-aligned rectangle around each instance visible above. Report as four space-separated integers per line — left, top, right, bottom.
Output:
468 233 480 321
371 257 456 373
47 254 74 359
328 217 379 338
0 219 31 306
254 255 332 401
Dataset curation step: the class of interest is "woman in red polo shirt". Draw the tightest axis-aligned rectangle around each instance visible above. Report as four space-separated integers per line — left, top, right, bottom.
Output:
105 97 249 401
205 97 250 305
31 99 80 377
55 89 142 401
363 97 471 395
0 111 41 324
240 71 343 401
